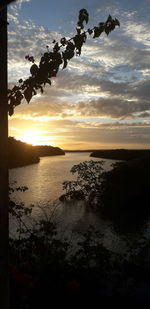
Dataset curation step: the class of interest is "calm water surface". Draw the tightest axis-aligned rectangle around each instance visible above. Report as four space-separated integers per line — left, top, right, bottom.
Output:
10 152 113 205
9 153 127 251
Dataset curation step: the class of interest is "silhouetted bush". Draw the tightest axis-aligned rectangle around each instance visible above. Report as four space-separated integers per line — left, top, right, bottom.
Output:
100 156 150 232
60 157 150 233
9 199 150 307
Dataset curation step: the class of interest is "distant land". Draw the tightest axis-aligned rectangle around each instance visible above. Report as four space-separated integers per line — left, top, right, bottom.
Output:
90 149 150 161
8 137 65 168
34 145 65 157
64 150 94 153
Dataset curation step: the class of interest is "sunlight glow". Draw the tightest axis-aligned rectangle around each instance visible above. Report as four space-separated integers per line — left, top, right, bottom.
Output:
18 130 55 146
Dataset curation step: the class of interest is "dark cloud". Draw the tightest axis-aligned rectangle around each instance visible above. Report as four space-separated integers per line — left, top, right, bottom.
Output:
76 97 150 119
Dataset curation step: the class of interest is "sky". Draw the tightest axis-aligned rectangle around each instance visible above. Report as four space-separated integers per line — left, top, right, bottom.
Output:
8 0 150 149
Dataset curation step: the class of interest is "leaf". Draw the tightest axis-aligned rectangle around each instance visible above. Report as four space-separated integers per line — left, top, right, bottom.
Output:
93 26 103 38
62 58 68 70
15 90 23 100
24 88 33 103
14 99 22 107
99 22 105 27
9 96 16 106
43 52 50 61
106 15 113 23
76 27 81 35
105 26 111 35
32 89 37 95
12 85 19 92
53 42 60 52
46 79 51 85
77 21 84 29
63 50 74 61
73 34 85 55
8 105 14 116
82 33 87 43
29 56 35 63
88 29 93 35
60 37 67 46
40 86 44 94
30 64 39 76
78 8 89 24
67 42 75 51
115 18 120 27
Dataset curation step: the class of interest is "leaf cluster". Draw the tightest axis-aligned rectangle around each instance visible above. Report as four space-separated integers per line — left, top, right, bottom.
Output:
8 9 120 116
60 160 105 204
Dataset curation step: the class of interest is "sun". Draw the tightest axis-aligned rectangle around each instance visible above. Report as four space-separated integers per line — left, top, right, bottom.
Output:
20 131 42 145
19 130 54 146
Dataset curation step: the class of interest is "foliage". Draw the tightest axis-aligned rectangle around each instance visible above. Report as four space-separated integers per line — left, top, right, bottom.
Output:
9 198 150 307
99 155 150 232
60 160 105 204
8 9 120 116
70 226 110 271
60 156 150 233
8 181 150 306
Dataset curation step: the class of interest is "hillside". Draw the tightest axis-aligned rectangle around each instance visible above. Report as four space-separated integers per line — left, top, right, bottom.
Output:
8 137 40 168
34 145 65 157
8 137 65 168
90 149 150 161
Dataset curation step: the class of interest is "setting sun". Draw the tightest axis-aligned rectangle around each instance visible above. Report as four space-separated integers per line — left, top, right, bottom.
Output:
18 130 55 146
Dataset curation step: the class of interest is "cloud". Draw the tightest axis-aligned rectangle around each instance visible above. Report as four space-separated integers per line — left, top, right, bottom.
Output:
76 97 150 119
8 1 150 148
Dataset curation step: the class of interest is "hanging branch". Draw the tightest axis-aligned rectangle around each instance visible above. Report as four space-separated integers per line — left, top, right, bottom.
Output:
8 9 120 116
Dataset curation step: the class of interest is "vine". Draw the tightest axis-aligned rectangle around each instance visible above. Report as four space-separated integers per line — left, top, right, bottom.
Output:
8 9 120 116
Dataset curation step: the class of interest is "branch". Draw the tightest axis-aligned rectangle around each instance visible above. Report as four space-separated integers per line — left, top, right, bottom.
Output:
8 9 120 116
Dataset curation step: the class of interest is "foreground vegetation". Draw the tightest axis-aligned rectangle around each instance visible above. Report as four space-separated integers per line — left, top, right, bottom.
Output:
9 155 150 307
60 155 150 232
99 155 150 232
9 200 150 307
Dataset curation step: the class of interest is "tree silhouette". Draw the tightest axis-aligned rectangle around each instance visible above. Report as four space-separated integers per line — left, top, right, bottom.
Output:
0 5 9 309
0 3 120 308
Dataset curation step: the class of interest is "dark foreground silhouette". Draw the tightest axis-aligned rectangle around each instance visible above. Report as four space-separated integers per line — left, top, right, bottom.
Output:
9 209 150 308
